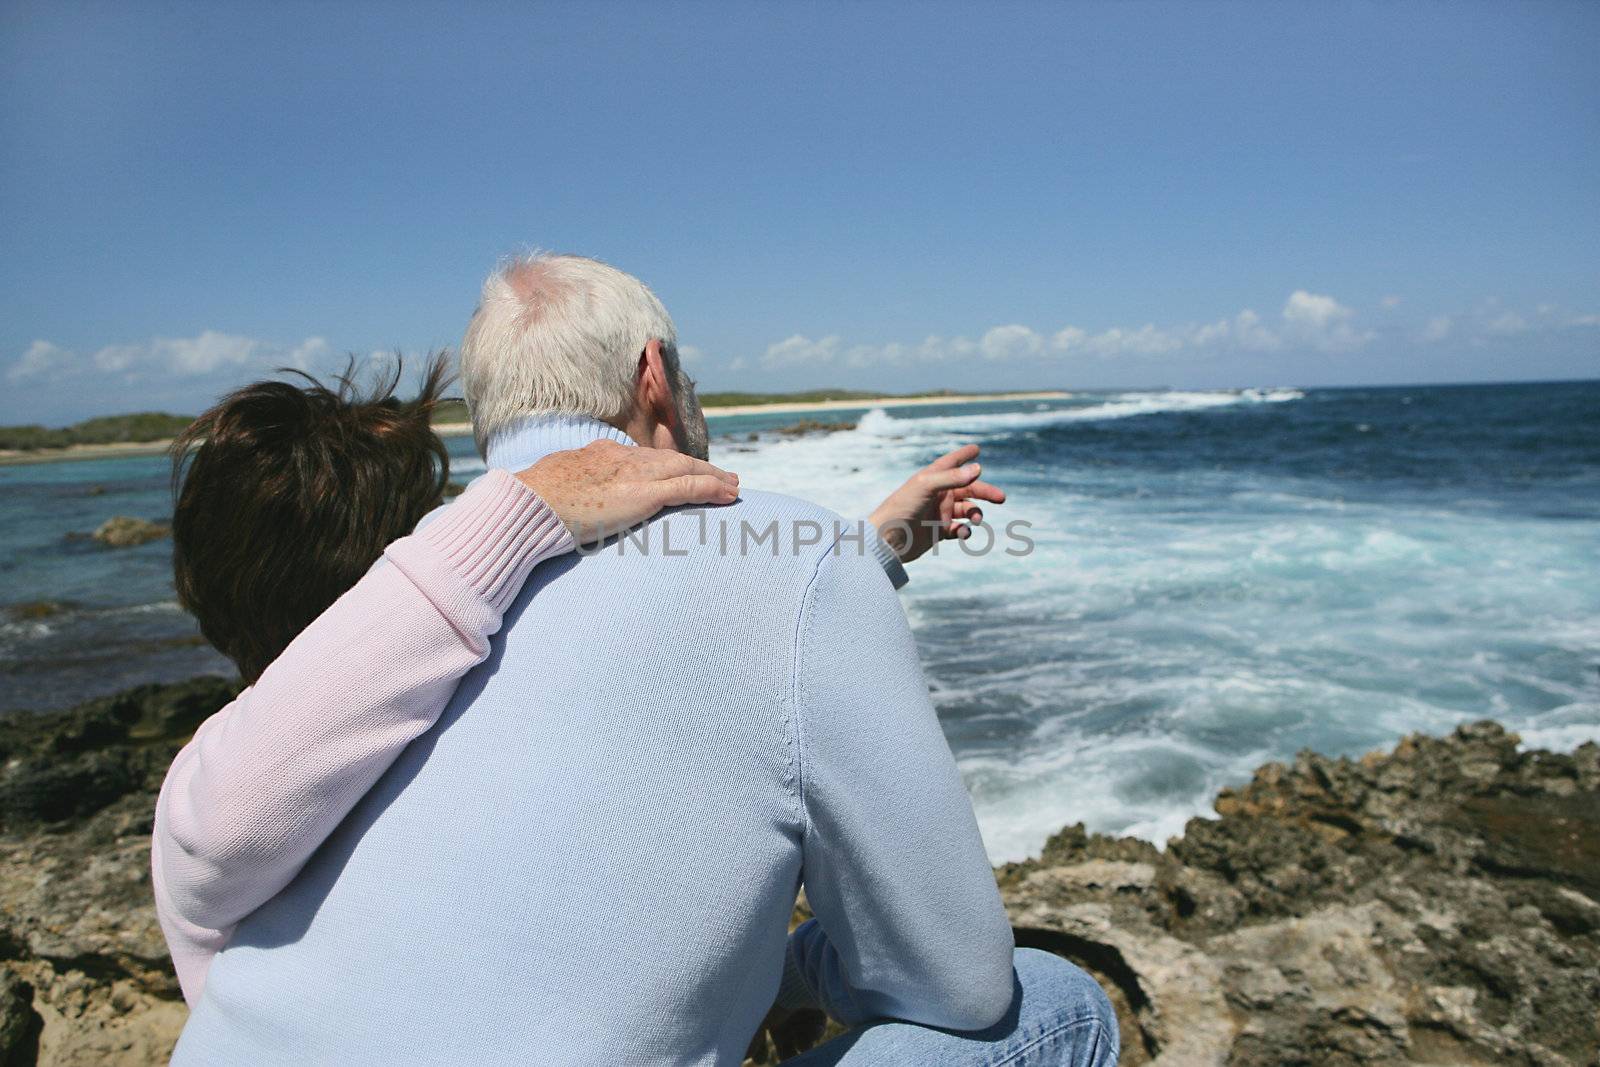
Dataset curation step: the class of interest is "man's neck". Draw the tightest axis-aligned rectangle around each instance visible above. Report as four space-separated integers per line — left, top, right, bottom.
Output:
483 414 637 472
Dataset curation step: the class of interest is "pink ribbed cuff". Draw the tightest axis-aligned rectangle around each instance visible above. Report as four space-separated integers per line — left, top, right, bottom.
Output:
415 469 574 615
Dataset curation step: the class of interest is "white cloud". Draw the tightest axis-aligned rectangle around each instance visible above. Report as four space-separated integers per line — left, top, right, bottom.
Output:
1282 290 1345 330
1175 309 1282 354
359 348 404 370
7 340 69 382
1485 311 1527 335
284 337 334 371
923 335 977 362
6 331 335 386
1232 309 1284 352
753 291 1380 370
677 343 707 366
759 332 984 369
980 325 1045 361
1281 290 1371 351
1534 303 1600 327
1054 323 1188 358
762 334 843 367
1418 302 1596 343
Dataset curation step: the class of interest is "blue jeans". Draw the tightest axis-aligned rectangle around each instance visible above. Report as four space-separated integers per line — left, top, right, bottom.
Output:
781 949 1120 1066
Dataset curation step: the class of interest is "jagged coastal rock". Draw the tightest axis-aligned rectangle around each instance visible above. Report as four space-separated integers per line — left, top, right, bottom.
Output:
87 518 170 549
0 678 236 1067
999 724 1600 1065
772 419 858 437
1 680 1595 1065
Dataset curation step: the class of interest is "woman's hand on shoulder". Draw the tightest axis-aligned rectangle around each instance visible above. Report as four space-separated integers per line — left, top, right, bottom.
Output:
516 439 739 545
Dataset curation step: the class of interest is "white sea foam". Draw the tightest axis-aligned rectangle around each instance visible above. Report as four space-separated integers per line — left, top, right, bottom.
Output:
705 389 1600 861
0 620 56 646
102 600 185 617
0 600 188 658
1519 722 1600 751
850 390 1280 437
961 728 1269 859
440 392 1595 862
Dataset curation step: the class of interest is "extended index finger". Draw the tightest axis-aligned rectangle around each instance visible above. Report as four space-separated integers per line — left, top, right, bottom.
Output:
928 443 980 470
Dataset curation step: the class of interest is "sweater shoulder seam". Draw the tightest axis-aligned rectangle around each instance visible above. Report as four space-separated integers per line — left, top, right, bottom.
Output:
788 533 847 843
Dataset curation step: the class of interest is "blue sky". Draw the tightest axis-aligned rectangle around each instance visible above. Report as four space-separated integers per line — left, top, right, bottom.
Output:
2 1 1596 425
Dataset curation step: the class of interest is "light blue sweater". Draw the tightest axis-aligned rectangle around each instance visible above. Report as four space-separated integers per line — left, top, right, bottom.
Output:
173 416 1015 1065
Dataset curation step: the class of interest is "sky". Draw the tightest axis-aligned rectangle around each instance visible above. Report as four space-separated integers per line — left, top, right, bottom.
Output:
1 1 1596 426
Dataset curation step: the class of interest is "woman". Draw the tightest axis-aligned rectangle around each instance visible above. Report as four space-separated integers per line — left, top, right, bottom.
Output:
152 355 1002 1006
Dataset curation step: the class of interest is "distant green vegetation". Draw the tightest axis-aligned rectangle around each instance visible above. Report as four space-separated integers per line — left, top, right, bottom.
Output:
696 389 958 408
0 413 195 452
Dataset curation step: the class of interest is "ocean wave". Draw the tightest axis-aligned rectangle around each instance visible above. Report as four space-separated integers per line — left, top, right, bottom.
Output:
1518 721 1600 752
0 599 189 659
101 600 185 617
1239 387 1305 403
960 725 1274 858
853 388 1304 437
0 620 56 644
893 465 1600 860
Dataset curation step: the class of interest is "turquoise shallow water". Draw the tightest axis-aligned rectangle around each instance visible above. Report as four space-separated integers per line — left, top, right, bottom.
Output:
2 381 1597 858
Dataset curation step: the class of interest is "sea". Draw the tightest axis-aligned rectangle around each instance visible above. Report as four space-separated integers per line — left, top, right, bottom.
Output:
3 380 1597 861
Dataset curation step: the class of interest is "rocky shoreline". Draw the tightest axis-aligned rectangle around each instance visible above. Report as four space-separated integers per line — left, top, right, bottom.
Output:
1 680 1595 1065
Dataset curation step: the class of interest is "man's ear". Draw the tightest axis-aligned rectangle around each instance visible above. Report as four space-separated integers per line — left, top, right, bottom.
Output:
636 339 679 429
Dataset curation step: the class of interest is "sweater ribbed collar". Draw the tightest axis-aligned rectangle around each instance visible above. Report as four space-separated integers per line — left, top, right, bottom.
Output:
483 415 637 473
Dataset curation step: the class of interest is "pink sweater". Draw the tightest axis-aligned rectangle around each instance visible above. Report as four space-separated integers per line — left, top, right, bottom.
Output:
151 470 572 1005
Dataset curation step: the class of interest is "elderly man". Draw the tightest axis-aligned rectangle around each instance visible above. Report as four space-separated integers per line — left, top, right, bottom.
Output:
173 255 1118 1065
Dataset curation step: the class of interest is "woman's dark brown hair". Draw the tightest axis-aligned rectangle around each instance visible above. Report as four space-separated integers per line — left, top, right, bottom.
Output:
171 353 453 683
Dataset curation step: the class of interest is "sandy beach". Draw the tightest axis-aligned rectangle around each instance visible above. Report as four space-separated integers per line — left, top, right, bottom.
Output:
0 391 1071 466
0 438 189 467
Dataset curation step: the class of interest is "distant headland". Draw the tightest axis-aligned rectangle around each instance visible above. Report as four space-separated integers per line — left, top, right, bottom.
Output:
0 390 1070 466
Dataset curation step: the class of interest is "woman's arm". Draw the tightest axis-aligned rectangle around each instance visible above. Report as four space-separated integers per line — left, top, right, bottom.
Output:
153 445 738 1005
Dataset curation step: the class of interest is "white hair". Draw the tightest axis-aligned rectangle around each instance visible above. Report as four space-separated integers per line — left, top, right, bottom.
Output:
459 253 680 454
